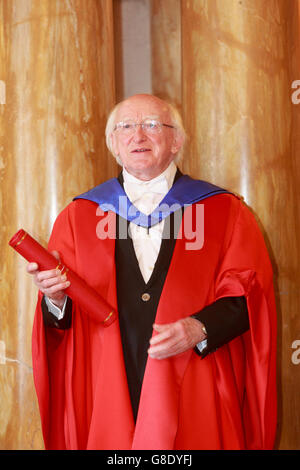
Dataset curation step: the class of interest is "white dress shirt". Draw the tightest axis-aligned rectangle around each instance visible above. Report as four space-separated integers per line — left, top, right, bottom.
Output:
123 161 177 283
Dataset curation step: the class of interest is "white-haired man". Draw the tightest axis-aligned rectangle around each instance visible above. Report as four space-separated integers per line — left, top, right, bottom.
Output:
28 94 277 450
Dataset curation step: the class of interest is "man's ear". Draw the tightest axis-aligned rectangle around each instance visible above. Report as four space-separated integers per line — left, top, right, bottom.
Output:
171 132 185 155
110 132 119 156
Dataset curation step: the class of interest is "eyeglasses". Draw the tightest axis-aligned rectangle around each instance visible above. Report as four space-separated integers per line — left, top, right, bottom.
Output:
113 119 175 135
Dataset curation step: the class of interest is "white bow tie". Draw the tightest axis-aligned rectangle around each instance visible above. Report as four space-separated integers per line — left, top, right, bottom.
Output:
124 178 169 208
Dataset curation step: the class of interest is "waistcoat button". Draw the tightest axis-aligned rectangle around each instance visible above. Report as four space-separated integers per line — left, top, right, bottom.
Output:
141 292 151 302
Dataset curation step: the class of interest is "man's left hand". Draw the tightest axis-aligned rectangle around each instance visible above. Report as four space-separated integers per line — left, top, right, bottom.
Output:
148 317 207 360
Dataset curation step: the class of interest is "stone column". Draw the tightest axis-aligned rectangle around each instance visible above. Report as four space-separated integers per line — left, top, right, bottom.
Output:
0 0 116 449
151 0 182 110
181 0 300 449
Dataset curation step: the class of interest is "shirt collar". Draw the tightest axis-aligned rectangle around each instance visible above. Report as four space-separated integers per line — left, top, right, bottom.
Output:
122 161 177 193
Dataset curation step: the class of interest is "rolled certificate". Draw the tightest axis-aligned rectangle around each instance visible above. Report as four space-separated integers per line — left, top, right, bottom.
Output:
9 229 117 326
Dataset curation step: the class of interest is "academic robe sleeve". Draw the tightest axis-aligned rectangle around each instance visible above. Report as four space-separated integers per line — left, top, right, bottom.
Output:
32 204 78 450
213 200 277 450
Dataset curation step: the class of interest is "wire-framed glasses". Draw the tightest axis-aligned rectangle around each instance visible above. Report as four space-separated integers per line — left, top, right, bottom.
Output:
113 119 175 135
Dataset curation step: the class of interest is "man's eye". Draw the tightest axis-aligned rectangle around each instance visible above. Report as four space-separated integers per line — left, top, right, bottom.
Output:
145 121 158 130
123 123 133 129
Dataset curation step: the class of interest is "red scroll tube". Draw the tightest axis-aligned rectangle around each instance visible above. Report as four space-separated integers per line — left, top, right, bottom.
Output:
9 229 117 326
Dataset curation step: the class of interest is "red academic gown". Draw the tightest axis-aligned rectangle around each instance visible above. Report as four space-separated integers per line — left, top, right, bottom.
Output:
32 192 277 450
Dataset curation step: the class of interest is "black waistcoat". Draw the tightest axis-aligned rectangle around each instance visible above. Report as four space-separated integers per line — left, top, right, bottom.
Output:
115 173 182 422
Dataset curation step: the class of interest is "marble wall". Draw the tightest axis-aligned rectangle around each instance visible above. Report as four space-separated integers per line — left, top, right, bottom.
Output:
151 0 182 111
0 0 116 449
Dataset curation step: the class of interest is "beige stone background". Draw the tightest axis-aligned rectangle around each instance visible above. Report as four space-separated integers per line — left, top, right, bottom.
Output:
0 0 299 449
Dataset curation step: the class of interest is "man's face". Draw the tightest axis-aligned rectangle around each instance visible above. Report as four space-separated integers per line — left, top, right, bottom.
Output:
111 95 183 180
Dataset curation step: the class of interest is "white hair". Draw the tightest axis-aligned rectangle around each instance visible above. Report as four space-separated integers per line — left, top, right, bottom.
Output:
105 98 186 165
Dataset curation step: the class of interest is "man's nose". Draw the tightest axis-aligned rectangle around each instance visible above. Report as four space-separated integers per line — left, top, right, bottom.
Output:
132 124 147 141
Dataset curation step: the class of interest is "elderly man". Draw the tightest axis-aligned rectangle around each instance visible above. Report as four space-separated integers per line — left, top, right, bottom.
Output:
28 94 277 450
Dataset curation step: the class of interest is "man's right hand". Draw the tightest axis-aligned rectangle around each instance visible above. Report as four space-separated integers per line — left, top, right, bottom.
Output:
26 250 70 309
